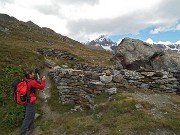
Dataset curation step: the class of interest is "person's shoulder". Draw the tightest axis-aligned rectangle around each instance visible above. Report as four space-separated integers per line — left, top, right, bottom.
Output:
26 79 36 83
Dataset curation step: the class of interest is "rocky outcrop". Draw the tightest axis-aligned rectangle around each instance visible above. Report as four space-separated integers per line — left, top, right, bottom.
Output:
0 26 9 32
25 21 40 29
113 38 180 71
0 13 18 21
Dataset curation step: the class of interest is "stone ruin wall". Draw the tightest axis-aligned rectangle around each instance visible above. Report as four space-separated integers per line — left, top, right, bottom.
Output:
48 65 180 110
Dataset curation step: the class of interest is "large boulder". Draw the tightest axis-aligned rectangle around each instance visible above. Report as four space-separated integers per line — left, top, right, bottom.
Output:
113 38 180 71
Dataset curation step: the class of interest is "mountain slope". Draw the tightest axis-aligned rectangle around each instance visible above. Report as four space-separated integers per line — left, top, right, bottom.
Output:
0 13 112 65
0 13 112 133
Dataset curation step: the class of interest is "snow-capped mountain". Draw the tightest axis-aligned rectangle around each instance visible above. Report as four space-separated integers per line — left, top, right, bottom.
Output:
153 44 180 53
86 35 117 51
86 35 180 53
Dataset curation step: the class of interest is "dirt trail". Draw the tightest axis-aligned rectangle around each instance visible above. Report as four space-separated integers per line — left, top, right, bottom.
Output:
40 67 59 121
32 67 59 135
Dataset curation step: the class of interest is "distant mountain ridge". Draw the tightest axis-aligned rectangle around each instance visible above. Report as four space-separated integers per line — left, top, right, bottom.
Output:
86 35 117 51
88 35 117 46
152 43 180 53
86 34 180 53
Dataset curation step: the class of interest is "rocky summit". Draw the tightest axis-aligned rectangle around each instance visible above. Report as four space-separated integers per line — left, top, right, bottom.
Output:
112 38 180 71
86 35 117 51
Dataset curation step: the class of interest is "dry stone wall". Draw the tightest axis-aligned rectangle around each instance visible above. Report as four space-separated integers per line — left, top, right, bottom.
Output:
48 65 180 110
37 48 77 60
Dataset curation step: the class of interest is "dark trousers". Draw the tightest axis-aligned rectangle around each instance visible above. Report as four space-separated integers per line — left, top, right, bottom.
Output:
20 103 35 135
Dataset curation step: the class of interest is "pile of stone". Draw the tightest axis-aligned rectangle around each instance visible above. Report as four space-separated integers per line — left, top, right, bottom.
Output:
0 26 9 32
48 65 179 110
49 67 94 110
37 48 77 60
121 69 179 92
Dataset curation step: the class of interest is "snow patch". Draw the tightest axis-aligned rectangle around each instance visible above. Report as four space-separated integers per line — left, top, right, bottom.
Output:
101 45 113 51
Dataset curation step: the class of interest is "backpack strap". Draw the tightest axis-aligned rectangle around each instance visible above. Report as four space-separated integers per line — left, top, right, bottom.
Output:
24 80 31 103
25 78 35 94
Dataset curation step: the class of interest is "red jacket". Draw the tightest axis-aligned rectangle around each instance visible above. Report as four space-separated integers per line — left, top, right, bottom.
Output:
26 79 45 104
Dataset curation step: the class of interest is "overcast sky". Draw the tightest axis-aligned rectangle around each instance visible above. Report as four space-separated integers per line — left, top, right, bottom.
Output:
0 0 180 44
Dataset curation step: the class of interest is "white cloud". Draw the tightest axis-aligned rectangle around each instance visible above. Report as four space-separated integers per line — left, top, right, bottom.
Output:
146 38 180 45
175 40 180 44
150 22 180 34
176 24 180 30
146 38 154 44
0 0 180 42
156 41 172 45
150 27 166 34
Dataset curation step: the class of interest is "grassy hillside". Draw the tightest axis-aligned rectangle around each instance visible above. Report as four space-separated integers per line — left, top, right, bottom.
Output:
0 14 112 133
30 84 180 135
1 14 179 135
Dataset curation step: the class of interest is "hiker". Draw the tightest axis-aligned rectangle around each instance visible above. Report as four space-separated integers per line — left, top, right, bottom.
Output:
20 69 46 135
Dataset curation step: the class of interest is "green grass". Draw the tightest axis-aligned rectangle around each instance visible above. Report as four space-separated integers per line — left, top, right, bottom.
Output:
1 18 179 135
0 41 45 134
108 111 157 135
47 78 74 113
0 20 112 133
0 67 26 133
164 111 180 132
94 93 110 104
0 31 112 135
31 82 180 135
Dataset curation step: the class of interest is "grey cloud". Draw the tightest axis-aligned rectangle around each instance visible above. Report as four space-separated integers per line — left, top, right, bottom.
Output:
67 0 180 40
0 0 14 11
35 5 61 16
0 0 14 3
0 0 14 5
57 0 99 5
33 0 62 16
67 11 155 37
147 0 180 33
35 0 99 16
155 0 180 19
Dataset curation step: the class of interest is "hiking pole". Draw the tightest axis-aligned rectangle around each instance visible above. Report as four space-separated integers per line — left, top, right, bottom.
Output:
35 68 48 103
